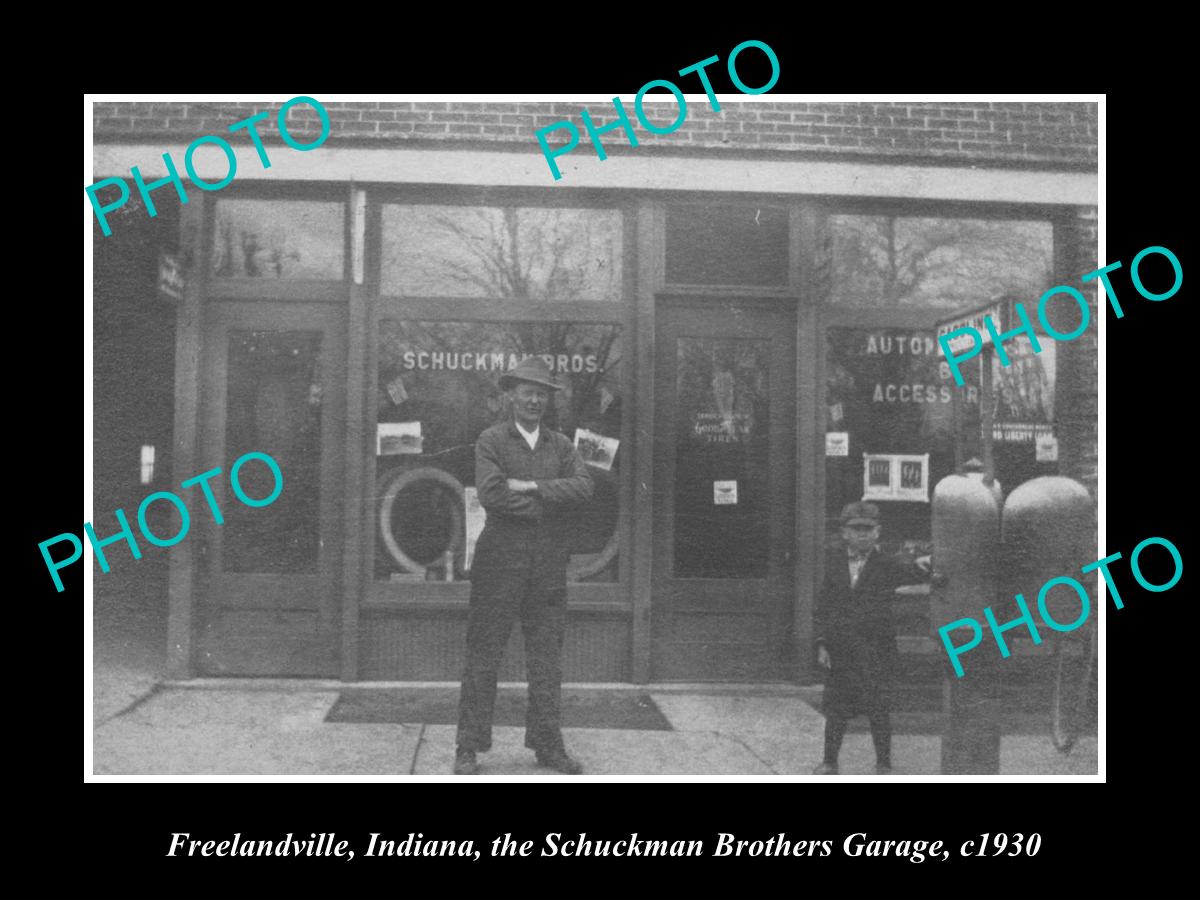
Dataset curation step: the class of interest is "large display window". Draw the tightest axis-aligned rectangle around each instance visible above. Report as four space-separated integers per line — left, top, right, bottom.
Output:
373 320 624 584
822 214 1059 549
368 197 631 599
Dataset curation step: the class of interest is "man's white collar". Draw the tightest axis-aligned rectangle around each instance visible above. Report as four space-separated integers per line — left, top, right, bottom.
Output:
515 421 539 449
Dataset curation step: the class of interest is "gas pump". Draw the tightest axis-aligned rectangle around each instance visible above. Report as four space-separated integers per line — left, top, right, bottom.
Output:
933 299 1008 774
933 298 1095 770
1001 476 1095 751
931 474 1002 774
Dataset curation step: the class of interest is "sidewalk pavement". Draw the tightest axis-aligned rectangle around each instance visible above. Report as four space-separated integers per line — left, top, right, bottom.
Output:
91 675 1098 778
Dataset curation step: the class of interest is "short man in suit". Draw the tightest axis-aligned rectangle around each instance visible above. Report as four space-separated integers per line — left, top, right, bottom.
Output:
812 501 928 775
454 357 594 776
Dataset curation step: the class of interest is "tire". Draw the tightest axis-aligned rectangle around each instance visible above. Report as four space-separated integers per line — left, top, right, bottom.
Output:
377 466 465 576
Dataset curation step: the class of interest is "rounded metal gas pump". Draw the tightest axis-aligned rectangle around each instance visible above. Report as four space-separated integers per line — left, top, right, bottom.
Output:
1001 476 1095 752
931 474 1001 774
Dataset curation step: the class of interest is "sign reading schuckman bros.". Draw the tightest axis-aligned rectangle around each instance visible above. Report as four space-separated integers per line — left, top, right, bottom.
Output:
393 348 603 375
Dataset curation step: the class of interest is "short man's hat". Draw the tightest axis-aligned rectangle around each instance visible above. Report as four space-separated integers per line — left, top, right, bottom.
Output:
840 501 880 527
499 357 562 392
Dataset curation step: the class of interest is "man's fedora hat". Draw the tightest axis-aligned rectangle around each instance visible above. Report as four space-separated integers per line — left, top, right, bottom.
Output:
499 357 562 392
840 501 880 527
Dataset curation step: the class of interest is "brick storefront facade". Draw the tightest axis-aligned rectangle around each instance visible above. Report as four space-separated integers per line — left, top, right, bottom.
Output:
94 100 1096 167
90 98 1099 683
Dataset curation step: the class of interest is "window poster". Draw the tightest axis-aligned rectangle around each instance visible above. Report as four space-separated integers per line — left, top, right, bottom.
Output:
575 428 619 471
862 453 930 503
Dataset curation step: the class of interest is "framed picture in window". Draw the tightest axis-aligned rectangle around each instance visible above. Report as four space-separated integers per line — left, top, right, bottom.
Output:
862 453 929 502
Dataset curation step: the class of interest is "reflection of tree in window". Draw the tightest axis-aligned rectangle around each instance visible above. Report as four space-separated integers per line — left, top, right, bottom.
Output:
832 217 1052 307
383 206 620 301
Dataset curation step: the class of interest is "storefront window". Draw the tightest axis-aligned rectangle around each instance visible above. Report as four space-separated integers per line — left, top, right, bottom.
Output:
829 216 1052 307
224 330 324 573
211 200 344 279
824 326 1057 546
672 337 771 578
374 320 623 584
380 206 622 301
666 204 788 286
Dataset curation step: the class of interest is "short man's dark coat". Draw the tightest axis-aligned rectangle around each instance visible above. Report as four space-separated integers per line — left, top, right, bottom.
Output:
815 547 923 718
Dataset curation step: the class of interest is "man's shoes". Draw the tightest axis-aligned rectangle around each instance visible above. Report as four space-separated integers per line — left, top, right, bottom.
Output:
535 749 584 775
875 763 893 775
811 762 839 775
453 748 480 775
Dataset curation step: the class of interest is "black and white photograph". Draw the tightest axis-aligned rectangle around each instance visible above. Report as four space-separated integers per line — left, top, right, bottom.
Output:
85 91 1103 782
575 428 619 472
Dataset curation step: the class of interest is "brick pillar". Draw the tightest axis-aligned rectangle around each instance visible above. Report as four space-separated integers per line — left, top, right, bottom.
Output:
1053 208 1098 498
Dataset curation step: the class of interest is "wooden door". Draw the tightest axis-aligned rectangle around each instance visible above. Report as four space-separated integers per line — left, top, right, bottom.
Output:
194 302 346 675
652 299 796 680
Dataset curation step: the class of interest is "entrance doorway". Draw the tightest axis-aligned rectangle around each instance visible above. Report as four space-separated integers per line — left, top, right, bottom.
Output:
652 299 796 680
194 302 346 675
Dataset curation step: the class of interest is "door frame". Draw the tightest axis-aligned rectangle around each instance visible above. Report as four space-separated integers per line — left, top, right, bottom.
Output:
649 295 798 681
192 300 347 675
630 201 824 684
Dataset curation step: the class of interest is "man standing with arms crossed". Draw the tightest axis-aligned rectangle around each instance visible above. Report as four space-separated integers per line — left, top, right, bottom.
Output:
454 358 594 775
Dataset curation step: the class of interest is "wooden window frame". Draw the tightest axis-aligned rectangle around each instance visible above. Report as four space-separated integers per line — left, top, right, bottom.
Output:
361 186 638 611
204 182 351 302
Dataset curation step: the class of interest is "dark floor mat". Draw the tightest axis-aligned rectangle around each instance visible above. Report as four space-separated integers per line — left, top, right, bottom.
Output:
326 688 673 731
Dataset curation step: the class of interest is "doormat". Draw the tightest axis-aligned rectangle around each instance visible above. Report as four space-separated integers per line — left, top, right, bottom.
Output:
326 688 673 731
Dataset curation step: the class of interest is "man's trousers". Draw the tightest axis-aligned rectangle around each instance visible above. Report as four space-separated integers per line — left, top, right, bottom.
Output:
456 563 567 754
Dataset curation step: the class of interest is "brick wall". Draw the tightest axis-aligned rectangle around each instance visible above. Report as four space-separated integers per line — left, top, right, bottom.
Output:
1055 209 1100 498
93 100 1096 167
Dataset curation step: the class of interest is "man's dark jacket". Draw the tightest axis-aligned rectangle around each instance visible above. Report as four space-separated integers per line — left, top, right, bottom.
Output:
815 547 923 717
470 421 593 596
